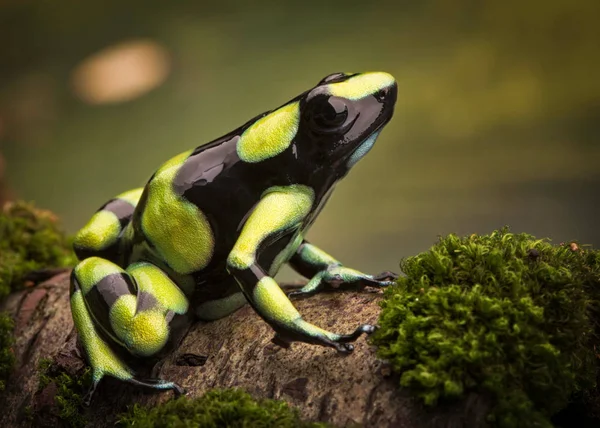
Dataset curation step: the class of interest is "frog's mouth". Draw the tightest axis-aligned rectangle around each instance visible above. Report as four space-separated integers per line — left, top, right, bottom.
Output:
346 130 381 169
343 82 396 169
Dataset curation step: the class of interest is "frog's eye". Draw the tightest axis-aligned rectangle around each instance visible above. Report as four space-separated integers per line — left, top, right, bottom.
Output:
306 96 349 133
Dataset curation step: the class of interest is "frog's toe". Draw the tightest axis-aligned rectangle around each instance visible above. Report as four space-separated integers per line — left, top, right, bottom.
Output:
335 324 376 346
361 324 377 335
82 381 99 407
334 342 355 353
172 382 187 396
351 323 376 337
373 271 399 282
286 289 314 299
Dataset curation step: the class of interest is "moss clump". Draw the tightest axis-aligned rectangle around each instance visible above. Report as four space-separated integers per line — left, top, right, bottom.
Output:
118 388 329 428
38 358 92 428
0 312 15 391
372 227 600 427
0 201 76 393
0 201 76 300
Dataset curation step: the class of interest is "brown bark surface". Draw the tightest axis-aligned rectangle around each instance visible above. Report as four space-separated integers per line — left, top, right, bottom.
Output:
0 272 487 428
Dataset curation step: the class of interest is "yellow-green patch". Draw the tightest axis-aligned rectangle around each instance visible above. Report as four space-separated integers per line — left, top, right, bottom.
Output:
116 187 144 206
74 257 124 295
237 102 300 163
328 72 395 100
70 290 132 382
253 276 300 323
109 295 169 357
127 262 189 314
228 185 314 270
74 210 120 251
295 318 338 340
142 150 215 274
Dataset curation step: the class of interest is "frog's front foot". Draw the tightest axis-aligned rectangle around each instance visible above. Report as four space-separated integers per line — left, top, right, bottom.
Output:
288 267 398 299
370 270 399 287
171 382 187 396
273 323 376 354
330 323 377 353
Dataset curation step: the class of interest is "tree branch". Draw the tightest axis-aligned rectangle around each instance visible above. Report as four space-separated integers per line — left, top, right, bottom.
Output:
0 272 434 427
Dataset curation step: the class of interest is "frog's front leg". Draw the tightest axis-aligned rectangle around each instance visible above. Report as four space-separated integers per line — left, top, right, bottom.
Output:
70 257 190 404
226 185 373 353
287 241 398 298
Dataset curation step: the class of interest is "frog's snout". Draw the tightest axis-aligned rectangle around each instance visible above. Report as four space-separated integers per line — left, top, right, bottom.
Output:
381 79 397 106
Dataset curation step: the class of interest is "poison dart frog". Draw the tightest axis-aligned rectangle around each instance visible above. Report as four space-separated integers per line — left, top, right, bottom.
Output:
70 71 398 402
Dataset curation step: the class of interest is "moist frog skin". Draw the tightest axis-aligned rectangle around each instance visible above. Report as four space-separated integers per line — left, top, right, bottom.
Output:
70 71 398 402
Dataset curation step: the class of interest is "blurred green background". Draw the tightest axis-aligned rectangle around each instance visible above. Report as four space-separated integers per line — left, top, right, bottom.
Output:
1 0 599 280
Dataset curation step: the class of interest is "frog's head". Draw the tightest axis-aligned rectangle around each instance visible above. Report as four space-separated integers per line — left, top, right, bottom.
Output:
297 71 397 177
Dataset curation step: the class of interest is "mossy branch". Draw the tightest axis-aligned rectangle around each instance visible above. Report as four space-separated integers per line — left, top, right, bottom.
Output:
1 206 599 427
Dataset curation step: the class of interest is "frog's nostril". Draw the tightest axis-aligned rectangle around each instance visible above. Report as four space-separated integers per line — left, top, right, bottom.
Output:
374 83 397 104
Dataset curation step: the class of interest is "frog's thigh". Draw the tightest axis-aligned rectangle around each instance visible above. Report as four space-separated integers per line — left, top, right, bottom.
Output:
71 257 189 391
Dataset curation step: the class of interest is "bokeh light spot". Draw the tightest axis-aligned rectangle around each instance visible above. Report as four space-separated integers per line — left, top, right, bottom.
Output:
71 39 171 105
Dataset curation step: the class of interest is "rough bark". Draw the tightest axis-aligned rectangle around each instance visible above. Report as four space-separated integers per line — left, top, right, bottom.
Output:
0 272 489 428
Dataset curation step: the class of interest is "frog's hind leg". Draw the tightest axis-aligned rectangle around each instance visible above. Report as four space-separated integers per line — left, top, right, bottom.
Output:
70 257 190 403
73 188 145 263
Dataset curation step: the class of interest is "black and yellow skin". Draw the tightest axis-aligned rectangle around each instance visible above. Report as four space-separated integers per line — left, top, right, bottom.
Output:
70 71 398 402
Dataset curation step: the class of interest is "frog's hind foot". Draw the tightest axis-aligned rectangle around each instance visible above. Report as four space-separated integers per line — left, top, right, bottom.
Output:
129 377 187 396
82 373 186 406
83 379 99 407
327 324 376 354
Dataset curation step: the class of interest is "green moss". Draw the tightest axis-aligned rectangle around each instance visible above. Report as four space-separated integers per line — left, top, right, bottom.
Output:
117 388 330 428
37 357 55 390
22 404 34 423
372 227 600 427
37 359 92 428
0 201 76 394
0 312 15 391
0 200 77 300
